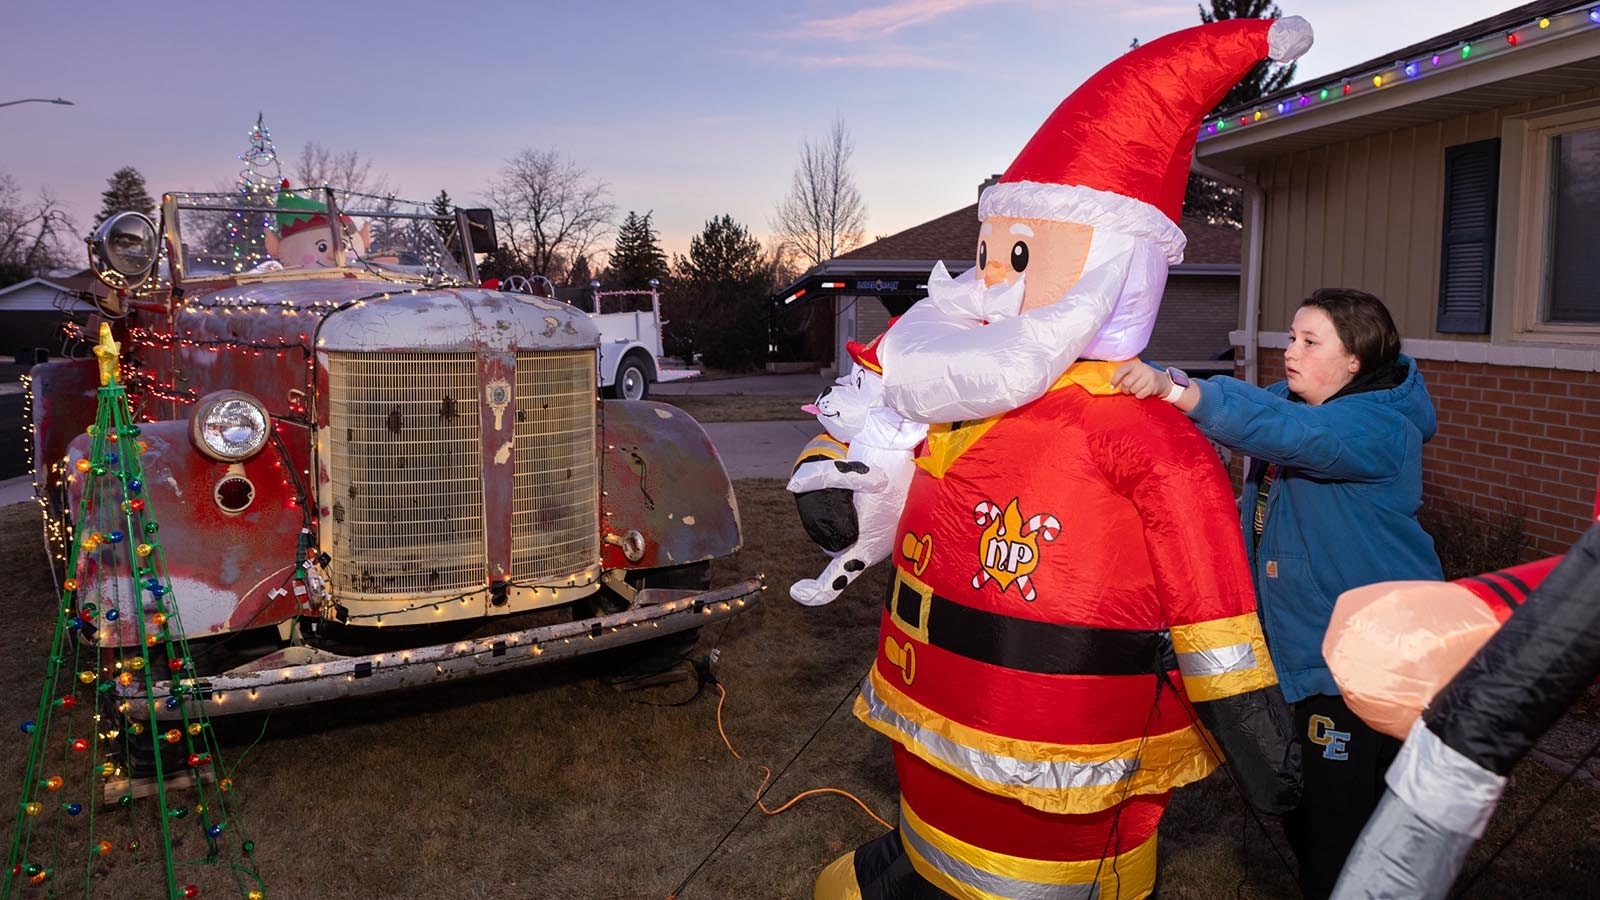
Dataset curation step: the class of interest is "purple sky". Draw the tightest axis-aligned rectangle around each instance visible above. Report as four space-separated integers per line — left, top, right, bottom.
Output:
3 0 1515 264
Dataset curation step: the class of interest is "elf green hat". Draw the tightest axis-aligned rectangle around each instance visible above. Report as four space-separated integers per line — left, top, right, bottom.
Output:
274 180 334 237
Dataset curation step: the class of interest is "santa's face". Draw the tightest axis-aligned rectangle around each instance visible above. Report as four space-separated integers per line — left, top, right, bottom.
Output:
977 216 1094 313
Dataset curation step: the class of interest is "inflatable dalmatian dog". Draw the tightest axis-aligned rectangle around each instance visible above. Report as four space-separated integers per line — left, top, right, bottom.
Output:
786 330 926 607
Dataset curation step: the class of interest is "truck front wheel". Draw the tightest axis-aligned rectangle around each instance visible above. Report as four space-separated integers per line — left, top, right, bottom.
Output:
609 354 652 401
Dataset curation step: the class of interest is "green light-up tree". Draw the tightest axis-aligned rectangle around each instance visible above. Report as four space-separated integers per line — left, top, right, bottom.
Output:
4 325 266 900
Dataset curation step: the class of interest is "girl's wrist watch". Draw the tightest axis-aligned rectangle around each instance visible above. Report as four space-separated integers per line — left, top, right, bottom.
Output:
1162 367 1189 403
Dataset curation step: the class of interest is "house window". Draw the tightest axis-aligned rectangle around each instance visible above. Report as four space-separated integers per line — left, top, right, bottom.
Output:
1501 100 1600 343
1544 128 1600 324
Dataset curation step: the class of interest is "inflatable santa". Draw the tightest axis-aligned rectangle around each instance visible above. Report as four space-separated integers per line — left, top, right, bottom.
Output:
815 18 1313 900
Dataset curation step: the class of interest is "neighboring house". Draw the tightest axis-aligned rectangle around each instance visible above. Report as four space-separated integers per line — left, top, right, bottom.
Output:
1194 0 1600 558
0 272 107 362
775 194 1243 377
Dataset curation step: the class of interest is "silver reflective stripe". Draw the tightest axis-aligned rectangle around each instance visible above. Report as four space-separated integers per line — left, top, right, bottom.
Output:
1175 642 1256 678
858 676 1140 790
902 808 1100 900
1385 717 1505 839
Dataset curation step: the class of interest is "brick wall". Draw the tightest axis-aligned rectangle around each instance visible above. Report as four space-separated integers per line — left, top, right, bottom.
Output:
1247 354 1599 559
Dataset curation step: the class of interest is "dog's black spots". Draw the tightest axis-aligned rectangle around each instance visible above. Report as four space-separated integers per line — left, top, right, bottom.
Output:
843 559 866 572
835 461 870 474
832 576 850 590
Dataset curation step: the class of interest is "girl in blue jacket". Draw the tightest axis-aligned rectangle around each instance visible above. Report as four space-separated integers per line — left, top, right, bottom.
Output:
1114 287 1442 900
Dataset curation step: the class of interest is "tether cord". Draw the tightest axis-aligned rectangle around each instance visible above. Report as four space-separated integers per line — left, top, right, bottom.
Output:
664 664 870 900
1450 727 1600 899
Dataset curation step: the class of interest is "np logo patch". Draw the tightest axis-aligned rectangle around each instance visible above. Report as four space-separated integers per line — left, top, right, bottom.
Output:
1308 714 1351 761
970 498 1059 602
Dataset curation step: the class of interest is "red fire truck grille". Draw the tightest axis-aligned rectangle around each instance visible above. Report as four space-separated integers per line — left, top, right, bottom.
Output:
325 350 599 596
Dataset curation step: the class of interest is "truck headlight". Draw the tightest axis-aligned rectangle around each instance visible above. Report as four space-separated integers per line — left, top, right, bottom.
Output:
190 391 271 462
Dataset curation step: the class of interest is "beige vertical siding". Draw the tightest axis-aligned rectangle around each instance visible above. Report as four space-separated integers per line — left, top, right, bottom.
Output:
1246 86 1599 338
854 296 893 345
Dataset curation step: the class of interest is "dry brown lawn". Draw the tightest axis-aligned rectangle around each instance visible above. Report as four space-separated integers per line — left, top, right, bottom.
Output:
654 393 817 424
3 473 1598 898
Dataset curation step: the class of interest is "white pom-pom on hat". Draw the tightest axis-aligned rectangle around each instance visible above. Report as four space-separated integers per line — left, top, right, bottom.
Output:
1268 16 1315 62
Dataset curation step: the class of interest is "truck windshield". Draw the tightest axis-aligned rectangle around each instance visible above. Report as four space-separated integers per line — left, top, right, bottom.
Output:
169 189 471 285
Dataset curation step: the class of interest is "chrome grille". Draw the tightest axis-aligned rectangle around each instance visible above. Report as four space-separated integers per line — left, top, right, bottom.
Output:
324 349 600 597
512 350 599 579
326 352 485 594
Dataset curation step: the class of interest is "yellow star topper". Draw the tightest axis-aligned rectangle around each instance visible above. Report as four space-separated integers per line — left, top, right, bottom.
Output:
93 323 121 386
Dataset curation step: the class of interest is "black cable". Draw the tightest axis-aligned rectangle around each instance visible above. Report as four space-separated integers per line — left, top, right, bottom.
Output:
1450 727 1600 899
665 664 867 900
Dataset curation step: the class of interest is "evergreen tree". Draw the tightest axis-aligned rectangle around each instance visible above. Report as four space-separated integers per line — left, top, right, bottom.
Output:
1182 0 1298 226
669 215 769 370
95 167 155 225
431 188 453 241
564 255 594 289
604 210 668 289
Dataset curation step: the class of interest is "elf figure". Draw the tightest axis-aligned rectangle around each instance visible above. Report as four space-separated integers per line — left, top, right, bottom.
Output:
262 180 370 269
818 18 1312 900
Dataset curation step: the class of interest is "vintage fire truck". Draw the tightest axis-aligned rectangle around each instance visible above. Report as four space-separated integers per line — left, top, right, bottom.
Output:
28 188 761 719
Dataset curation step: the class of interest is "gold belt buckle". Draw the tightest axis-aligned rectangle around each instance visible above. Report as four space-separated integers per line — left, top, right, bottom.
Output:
888 569 932 644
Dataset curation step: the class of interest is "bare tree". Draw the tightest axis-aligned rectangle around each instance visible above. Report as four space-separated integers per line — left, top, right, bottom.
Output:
291 142 391 197
485 148 615 280
0 173 78 286
773 118 867 267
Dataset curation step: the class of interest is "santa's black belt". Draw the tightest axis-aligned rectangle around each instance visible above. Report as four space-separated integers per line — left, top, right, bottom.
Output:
887 574 1175 676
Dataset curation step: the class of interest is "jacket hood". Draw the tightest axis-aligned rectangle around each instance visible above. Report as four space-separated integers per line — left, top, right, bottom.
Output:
1362 354 1436 442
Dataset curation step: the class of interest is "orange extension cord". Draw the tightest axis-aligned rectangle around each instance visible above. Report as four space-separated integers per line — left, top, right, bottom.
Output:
714 682 893 831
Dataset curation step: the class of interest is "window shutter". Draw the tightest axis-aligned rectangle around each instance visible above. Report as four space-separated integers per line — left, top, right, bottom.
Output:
1436 139 1499 334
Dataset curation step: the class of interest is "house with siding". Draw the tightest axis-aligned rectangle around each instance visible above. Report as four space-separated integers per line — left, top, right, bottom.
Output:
775 194 1243 377
0 273 106 363
1194 0 1600 559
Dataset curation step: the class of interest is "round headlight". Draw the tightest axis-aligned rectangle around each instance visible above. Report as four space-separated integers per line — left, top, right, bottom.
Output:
190 391 271 462
88 212 158 290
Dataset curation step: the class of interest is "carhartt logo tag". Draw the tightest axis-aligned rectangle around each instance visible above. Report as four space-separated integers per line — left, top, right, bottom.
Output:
1265 560 1278 578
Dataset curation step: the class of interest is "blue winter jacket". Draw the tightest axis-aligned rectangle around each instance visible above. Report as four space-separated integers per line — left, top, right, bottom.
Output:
1186 354 1443 702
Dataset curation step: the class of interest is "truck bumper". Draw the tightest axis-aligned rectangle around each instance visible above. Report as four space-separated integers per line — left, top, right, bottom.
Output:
124 577 763 718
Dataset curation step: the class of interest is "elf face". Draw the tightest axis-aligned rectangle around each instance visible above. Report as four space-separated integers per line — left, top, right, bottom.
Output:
976 216 1095 313
263 220 370 268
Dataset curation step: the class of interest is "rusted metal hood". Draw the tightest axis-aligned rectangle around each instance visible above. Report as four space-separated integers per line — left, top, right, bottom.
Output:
309 285 598 353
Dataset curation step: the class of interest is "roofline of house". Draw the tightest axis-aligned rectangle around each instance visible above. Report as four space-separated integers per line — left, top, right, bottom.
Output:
773 258 1238 305
1196 4 1600 160
0 277 74 297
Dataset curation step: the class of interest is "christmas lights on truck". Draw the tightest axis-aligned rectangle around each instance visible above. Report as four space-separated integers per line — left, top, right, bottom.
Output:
26 186 761 722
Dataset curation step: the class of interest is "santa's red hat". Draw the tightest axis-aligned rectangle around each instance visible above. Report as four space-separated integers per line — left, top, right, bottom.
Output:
979 17 1312 263
846 316 899 374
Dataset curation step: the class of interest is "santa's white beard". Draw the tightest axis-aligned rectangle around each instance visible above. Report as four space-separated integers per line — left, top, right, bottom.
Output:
880 232 1165 423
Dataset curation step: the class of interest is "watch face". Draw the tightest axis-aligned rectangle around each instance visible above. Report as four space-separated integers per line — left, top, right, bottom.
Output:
1167 367 1190 388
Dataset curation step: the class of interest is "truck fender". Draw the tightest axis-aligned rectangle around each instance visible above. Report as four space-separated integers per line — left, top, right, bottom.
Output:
64 419 307 643
29 357 100 505
598 400 740 570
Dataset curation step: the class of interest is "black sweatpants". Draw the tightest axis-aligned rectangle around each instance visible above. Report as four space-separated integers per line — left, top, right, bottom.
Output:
1283 693 1401 900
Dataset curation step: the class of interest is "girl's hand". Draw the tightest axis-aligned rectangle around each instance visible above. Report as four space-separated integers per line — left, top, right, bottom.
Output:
1111 359 1172 400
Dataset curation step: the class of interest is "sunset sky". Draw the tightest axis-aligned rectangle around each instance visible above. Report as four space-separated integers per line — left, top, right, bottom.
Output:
3 0 1516 264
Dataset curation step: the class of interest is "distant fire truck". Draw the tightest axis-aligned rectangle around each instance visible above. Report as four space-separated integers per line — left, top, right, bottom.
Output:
28 188 760 719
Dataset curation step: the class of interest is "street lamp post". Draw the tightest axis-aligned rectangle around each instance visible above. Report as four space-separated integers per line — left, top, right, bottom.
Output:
0 98 74 109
